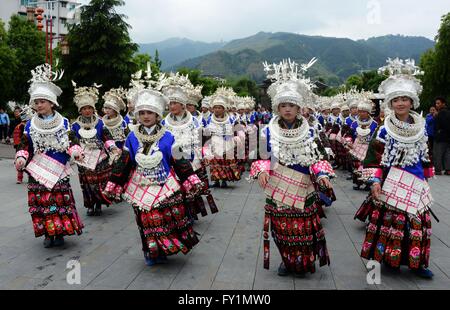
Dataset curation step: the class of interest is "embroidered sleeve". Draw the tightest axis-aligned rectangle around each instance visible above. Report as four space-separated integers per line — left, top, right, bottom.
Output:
104 140 117 151
249 160 271 180
15 150 29 162
311 160 336 179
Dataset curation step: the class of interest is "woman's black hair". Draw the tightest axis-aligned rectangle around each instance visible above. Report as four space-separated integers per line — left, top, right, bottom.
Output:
434 96 447 104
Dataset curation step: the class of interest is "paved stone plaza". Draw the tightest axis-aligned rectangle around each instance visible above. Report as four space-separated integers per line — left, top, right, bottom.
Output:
0 144 449 290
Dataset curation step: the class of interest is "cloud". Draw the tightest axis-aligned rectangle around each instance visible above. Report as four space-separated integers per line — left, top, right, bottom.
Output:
78 0 450 43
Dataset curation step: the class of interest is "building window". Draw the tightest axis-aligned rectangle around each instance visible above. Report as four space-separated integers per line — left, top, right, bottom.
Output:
61 2 67 8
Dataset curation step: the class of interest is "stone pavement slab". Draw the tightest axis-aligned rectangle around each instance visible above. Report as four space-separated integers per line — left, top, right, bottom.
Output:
0 159 449 290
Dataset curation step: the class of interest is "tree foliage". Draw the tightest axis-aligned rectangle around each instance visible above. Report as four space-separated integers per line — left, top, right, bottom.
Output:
60 0 138 117
132 52 160 78
0 20 18 108
420 12 450 111
5 15 45 106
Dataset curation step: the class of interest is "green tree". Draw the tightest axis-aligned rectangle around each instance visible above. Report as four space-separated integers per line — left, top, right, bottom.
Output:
362 71 387 92
177 68 222 96
227 77 259 98
0 20 18 108
6 15 45 105
132 53 160 78
61 0 138 117
419 49 437 111
345 74 363 90
420 12 450 110
344 70 387 92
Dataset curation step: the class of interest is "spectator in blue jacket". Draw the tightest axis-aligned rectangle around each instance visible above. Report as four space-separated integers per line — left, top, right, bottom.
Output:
0 108 10 143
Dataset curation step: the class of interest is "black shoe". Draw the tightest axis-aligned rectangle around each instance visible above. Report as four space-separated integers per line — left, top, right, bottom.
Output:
43 237 54 248
277 262 290 276
156 255 168 264
53 236 64 247
294 272 306 278
346 176 353 180
87 208 95 216
353 185 361 191
412 267 434 279
220 181 228 188
210 181 220 188
384 262 401 274
94 205 102 216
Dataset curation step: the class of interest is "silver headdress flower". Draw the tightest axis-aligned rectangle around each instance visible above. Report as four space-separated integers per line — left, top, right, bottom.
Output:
378 58 423 109
28 63 64 107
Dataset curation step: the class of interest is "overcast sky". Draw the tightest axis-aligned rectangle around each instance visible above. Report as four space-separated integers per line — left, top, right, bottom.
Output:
79 0 450 43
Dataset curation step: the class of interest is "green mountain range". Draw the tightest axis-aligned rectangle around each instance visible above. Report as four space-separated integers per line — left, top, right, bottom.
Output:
139 38 226 71
172 32 435 85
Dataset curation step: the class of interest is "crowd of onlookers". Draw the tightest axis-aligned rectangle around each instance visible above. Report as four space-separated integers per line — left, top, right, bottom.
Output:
426 97 450 175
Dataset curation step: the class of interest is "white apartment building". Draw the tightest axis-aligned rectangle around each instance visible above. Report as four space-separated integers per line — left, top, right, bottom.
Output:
0 0 81 38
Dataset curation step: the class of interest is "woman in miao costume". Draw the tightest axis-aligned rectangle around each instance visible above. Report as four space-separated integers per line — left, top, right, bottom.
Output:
340 92 360 179
333 100 351 170
303 95 333 164
250 58 336 277
102 87 129 151
244 97 259 172
102 87 203 266
327 97 344 167
200 96 212 128
235 96 257 173
203 87 244 188
356 58 435 279
160 73 218 219
185 84 204 125
348 96 378 190
15 64 84 248
71 81 114 216
125 69 149 132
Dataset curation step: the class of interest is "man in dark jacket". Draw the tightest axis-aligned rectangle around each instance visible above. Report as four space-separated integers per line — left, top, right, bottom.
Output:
433 97 450 175
426 105 437 157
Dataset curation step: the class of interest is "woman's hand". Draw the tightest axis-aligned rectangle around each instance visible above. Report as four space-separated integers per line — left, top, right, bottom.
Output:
258 171 269 188
112 148 122 157
319 177 332 189
371 183 382 200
